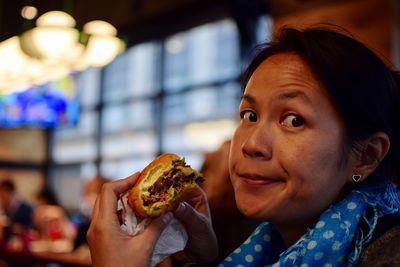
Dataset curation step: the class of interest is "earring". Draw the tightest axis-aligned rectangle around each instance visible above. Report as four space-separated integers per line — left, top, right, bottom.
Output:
352 174 362 183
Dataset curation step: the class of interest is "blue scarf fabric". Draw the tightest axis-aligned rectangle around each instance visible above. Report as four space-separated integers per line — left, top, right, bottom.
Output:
219 178 400 267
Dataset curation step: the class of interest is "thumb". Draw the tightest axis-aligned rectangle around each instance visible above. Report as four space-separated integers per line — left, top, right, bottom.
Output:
173 202 218 263
140 212 173 244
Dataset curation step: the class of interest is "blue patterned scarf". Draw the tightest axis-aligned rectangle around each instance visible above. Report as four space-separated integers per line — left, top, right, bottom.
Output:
219 178 400 267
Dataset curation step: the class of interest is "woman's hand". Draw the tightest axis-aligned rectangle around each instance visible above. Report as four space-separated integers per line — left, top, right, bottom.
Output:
87 173 173 267
173 187 218 263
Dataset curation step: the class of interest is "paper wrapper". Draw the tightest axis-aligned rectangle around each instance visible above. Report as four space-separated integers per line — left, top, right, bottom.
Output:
118 193 188 267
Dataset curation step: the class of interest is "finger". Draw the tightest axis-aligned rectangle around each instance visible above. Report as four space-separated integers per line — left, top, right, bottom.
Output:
176 186 211 220
188 186 211 217
87 195 100 244
91 196 100 222
140 212 173 246
185 185 204 200
111 172 141 196
174 202 218 262
174 202 210 228
98 172 140 222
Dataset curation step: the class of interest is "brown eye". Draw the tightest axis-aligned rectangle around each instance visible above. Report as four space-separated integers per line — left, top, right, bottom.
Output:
281 114 304 128
240 110 257 122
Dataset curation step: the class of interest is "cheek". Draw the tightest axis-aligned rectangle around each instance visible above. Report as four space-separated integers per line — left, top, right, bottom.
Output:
229 129 242 162
228 151 238 182
284 131 344 169
228 133 245 189
283 142 347 197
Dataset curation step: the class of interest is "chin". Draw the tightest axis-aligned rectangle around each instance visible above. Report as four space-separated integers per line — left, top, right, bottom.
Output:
235 194 271 220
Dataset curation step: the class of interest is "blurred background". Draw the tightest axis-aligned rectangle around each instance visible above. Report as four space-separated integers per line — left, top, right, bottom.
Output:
0 0 398 265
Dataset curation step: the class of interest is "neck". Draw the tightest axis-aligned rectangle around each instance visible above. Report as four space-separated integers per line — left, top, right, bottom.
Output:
275 223 309 247
274 213 322 246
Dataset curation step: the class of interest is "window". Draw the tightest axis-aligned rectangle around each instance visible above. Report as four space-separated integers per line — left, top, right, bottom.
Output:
164 19 240 91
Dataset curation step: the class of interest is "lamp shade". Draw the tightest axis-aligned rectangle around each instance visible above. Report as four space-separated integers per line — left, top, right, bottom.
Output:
0 10 125 93
0 37 39 93
73 20 125 69
80 35 124 68
0 36 72 93
19 11 83 64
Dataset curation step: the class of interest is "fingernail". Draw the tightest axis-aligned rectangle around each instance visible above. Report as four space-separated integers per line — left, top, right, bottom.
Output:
175 202 186 216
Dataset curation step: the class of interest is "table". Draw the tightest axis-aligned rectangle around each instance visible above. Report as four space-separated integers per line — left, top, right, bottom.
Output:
0 241 91 267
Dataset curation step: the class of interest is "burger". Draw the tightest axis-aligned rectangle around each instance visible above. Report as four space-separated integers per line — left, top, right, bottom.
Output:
127 153 204 218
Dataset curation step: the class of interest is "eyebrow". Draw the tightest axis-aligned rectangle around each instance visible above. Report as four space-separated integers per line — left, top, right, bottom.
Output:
241 94 256 104
241 89 311 105
276 89 311 104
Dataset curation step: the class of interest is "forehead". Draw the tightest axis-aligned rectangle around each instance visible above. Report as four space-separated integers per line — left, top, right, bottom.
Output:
244 52 329 100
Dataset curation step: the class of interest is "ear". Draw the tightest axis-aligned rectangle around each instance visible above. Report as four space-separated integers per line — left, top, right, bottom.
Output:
353 132 390 180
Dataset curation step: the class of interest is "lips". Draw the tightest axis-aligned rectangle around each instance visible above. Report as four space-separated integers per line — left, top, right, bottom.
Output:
237 173 279 186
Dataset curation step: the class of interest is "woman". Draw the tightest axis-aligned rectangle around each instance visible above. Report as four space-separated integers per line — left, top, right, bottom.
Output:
87 27 400 266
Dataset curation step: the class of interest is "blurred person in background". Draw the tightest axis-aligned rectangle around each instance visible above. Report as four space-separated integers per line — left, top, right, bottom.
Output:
0 179 34 267
31 187 77 253
71 175 110 260
0 179 33 244
36 187 60 207
199 140 259 262
80 174 110 219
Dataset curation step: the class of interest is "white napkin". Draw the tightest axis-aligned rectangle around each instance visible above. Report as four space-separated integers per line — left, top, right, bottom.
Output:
118 193 188 267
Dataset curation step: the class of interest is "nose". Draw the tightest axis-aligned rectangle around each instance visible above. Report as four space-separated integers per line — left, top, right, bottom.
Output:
241 124 272 160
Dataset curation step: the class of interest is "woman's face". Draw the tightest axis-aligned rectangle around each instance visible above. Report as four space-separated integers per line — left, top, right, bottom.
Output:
229 52 356 227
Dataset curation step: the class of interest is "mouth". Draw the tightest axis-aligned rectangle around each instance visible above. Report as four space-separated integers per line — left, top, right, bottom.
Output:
237 173 279 186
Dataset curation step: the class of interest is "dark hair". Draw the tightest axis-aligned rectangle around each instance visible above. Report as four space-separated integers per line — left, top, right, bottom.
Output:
243 27 400 183
0 179 16 193
37 187 59 206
